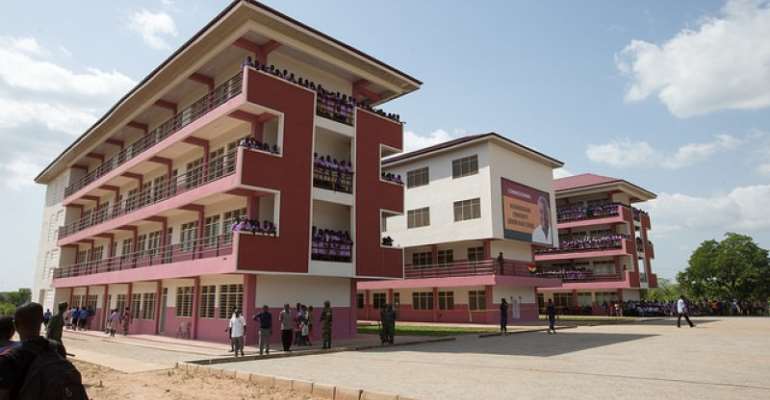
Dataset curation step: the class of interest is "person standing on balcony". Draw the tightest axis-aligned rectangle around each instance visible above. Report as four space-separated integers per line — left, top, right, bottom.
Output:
320 301 333 349
500 298 509 335
676 296 695 328
546 299 557 334
279 304 293 352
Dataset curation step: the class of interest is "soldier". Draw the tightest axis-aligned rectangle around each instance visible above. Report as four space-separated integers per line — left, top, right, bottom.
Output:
320 300 333 349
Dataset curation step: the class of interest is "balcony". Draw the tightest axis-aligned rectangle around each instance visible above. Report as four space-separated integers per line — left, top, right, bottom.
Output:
59 148 238 239
311 229 353 263
534 235 632 262
64 71 244 199
53 234 234 279
535 270 623 283
404 259 534 279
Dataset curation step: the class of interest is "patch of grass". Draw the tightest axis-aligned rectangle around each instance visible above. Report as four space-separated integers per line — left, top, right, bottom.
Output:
357 324 499 337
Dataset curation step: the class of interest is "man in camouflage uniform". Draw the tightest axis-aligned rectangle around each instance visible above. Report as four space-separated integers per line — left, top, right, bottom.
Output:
320 300 333 349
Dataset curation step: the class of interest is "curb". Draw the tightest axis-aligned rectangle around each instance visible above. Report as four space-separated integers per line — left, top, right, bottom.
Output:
175 361 415 400
187 336 455 365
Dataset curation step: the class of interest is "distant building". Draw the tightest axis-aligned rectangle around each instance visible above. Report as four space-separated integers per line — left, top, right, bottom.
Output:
535 173 657 315
32 0 420 342
357 133 563 324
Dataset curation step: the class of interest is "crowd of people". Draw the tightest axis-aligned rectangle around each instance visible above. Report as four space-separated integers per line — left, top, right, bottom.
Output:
536 231 628 253
556 201 621 223
238 136 280 154
313 153 354 193
311 227 353 262
231 216 278 236
381 172 403 184
64 306 95 331
241 56 402 124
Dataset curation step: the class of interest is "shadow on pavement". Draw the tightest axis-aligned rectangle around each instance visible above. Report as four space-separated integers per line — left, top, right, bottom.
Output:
632 318 719 326
364 331 657 357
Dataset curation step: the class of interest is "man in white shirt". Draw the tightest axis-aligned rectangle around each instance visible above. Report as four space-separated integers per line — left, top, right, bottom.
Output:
229 310 247 356
532 196 552 246
676 296 695 328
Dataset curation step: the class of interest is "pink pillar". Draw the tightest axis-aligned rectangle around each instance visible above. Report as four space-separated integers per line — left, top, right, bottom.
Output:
431 245 438 264
364 289 371 321
154 281 162 334
102 285 110 330
243 274 257 344
483 239 492 259
191 277 200 339
432 287 439 322
350 278 357 337
126 282 133 333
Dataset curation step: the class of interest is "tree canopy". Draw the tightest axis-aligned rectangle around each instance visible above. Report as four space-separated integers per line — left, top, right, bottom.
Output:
677 233 770 303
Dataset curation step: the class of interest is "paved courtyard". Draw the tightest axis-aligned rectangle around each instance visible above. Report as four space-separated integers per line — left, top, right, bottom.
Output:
214 317 770 400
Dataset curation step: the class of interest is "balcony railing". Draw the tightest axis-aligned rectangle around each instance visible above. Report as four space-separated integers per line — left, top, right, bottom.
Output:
534 234 628 255
311 239 353 262
404 259 534 279
64 72 243 198
313 166 353 194
534 270 623 282
556 202 623 224
316 89 355 126
53 234 233 279
633 207 649 222
59 148 237 238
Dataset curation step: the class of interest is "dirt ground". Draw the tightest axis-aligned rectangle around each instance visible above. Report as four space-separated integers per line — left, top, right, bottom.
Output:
75 360 318 400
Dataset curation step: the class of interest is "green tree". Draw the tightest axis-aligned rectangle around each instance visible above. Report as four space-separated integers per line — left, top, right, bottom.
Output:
644 278 682 302
677 233 770 303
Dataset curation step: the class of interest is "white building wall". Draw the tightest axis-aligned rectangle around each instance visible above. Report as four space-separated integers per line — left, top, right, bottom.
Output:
255 275 351 307
384 142 493 247
33 171 70 311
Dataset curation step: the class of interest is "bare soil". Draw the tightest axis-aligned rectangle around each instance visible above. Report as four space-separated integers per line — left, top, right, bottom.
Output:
76 360 318 400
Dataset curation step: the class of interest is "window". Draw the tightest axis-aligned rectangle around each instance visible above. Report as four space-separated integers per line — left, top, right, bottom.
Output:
86 295 98 311
203 215 220 246
72 295 84 308
180 222 198 252
468 290 486 311
577 292 592 307
372 293 387 309
152 175 167 202
186 158 203 188
136 234 147 256
554 293 572 308
438 291 454 310
131 293 141 319
406 167 429 188
200 285 216 318
407 207 430 229
412 292 433 310
208 147 225 179
454 198 481 221
115 294 127 313
142 293 156 320
357 293 364 309
452 155 478 178
393 292 400 305
176 287 193 317
437 250 454 265
218 284 243 319
412 252 433 267
467 247 485 261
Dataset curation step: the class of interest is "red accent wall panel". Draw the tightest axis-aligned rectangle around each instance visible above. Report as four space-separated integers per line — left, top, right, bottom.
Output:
355 110 404 278
238 70 315 273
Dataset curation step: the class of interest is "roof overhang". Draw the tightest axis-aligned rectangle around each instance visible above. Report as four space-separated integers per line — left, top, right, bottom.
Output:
35 0 421 184
555 180 657 202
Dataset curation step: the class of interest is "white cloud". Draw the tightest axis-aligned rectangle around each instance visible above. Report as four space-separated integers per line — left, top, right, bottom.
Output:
586 134 743 169
0 158 42 190
403 129 457 152
0 98 97 136
0 36 135 99
128 9 178 50
553 167 573 179
616 0 770 117
758 163 770 176
645 184 770 236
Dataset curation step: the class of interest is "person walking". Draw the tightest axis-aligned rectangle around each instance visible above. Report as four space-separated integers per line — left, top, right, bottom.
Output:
320 301 333 349
279 304 293 352
500 298 509 335
108 309 120 337
676 296 695 328
43 309 52 327
229 310 246 357
306 305 314 346
254 305 272 355
45 302 67 351
121 307 131 336
71 307 80 331
227 306 236 352
546 299 557 334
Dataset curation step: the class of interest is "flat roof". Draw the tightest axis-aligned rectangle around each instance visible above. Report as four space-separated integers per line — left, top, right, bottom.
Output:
383 132 564 168
35 0 421 183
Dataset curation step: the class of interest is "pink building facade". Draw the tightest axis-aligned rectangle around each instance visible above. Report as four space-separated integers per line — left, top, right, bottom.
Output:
535 173 657 314
33 0 421 344
358 134 563 324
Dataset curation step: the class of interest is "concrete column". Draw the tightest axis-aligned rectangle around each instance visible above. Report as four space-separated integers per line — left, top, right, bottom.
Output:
191 277 200 339
126 282 133 334
154 281 162 334
431 245 438 264
350 278 357 337
247 196 260 220
243 274 257 344
387 288 394 305
364 290 371 320
101 285 109 331
432 287 439 322
485 285 494 323
483 239 492 259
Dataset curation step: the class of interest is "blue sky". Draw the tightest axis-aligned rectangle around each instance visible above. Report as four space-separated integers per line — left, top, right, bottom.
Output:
1 0 769 290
